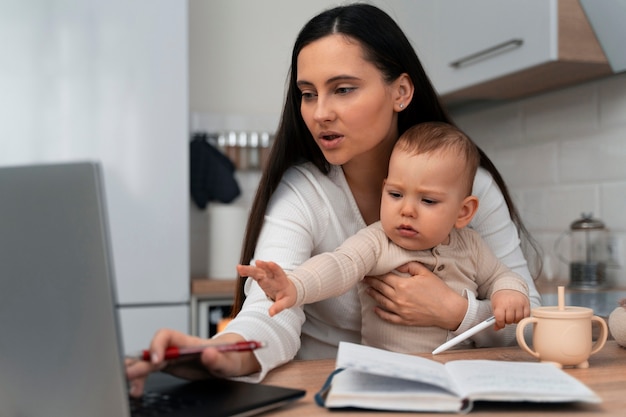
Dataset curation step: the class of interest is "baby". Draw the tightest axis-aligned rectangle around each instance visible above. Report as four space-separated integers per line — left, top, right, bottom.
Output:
237 122 530 353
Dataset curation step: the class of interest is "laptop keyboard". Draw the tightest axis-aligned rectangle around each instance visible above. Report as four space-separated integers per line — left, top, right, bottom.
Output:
129 391 200 417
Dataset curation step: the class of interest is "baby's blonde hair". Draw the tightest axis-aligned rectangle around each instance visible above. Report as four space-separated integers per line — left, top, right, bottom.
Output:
395 122 480 196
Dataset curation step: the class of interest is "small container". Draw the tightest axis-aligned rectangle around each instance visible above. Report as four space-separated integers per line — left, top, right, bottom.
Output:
248 131 260 169
259 132 272 171
225 131 239 167
237 131 249 170
555 213 609 289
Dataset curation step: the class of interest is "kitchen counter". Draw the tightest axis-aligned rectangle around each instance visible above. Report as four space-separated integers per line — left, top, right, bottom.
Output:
536 278 626 317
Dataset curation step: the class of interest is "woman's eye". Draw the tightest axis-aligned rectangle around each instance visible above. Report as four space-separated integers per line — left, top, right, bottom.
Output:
300 91 316 101
336 86 356 95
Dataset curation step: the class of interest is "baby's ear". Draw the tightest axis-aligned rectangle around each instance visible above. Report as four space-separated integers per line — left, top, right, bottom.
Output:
455 196 479 229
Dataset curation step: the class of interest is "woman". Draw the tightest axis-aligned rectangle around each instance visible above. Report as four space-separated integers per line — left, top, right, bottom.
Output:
127 3 541 396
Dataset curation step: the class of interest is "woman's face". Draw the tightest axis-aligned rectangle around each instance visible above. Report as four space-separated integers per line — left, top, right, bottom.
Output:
296 34 400 166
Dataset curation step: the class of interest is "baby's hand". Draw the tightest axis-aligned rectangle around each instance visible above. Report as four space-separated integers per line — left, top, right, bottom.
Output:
236 261 297 316
491 289 530 330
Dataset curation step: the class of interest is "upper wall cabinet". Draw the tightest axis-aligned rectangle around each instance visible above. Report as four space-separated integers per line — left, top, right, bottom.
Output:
580 0 626 73
396 0 612 107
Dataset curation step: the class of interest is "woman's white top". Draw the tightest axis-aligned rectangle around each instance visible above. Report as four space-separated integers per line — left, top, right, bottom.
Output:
223 162 541 382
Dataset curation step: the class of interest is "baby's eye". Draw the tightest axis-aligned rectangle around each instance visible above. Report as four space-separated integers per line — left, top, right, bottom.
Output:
388 191 402 199
422 198 437 205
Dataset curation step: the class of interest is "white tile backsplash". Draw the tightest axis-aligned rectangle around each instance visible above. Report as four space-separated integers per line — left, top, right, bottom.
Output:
521 82 599 142
454 72 626 284
453 102 523 148
561 128 626 183
521 184 600 231
599 74 626 129
601 182 626 231
493 142 559 188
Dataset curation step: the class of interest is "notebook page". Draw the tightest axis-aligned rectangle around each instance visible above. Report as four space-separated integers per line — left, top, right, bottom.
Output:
336 342 456 393
445 360 601 402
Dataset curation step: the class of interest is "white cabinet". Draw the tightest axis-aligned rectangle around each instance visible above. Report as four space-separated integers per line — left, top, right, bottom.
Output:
433 0 554 95
386 0 611 106
371 0 439 77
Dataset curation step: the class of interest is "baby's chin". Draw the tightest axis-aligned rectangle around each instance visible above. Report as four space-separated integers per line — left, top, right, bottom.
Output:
389 234 431 252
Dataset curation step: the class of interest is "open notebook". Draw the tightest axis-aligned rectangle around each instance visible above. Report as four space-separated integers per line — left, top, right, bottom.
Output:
0 162 304 417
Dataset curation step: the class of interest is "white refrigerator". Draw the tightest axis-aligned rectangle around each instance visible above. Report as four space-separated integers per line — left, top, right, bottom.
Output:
0 0 190 353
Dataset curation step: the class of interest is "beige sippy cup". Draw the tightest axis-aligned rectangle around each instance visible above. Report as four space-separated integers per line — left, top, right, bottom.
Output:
516 286 608 368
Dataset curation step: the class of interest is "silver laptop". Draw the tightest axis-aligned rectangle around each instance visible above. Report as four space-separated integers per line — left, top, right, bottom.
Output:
0 162 304 417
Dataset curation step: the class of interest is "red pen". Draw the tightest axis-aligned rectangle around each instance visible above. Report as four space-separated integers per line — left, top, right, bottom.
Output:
138 340 266 361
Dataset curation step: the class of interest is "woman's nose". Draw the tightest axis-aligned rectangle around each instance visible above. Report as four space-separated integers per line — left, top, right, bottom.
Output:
313 97 334 123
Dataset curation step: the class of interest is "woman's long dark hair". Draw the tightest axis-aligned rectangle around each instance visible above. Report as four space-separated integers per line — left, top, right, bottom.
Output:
231 3 540 315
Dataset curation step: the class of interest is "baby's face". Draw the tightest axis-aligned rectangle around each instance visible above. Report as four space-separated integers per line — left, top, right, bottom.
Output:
380 148 469 251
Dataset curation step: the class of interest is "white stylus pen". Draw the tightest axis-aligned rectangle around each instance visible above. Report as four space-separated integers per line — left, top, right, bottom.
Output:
432 316 496 355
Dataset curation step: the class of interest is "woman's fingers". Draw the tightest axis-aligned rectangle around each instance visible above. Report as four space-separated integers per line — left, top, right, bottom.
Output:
125 354 167 398
363 263 466 330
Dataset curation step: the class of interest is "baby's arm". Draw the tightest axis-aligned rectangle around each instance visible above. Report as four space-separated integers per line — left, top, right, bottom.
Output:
236 260 297 316
491 289 530 330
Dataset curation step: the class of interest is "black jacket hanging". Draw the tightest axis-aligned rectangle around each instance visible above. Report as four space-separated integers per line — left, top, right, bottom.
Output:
190 135 241 209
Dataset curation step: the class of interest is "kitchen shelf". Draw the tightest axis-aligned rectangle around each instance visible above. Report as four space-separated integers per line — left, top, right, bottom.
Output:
191 278 237 298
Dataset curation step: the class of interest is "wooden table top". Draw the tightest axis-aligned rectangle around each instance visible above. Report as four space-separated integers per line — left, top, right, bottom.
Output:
261 340 626 416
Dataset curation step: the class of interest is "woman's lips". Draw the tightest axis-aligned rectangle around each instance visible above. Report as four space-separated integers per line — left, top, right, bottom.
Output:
317 133 344 150
320 133 341 140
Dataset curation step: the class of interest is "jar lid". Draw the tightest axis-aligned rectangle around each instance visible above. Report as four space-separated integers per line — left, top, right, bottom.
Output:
571 213 605 230
532 305 593 319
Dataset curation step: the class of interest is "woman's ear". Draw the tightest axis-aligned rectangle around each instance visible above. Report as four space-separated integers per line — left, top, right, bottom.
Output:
455 196 479 229
395 73 414 111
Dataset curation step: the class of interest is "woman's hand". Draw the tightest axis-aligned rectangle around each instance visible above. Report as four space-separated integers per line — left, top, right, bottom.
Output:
125 329 261 398
362 261 467 331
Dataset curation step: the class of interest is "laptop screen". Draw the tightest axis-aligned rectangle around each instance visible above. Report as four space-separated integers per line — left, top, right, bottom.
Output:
0 162 132 416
